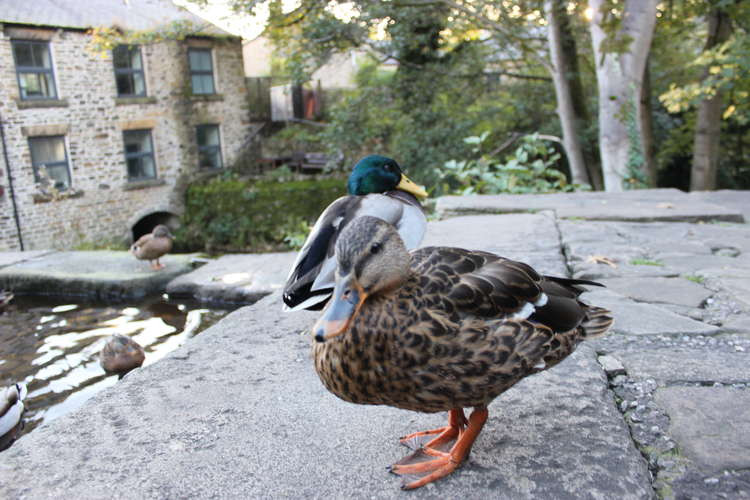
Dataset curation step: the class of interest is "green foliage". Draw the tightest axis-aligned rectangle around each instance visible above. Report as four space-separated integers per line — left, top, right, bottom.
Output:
263 123 326 157
175 176 345 253
684 275 705 284
436 133 588 195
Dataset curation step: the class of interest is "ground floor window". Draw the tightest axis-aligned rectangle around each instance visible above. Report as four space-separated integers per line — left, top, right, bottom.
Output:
123 129 156 180
28 135 71 190
196 124 223 169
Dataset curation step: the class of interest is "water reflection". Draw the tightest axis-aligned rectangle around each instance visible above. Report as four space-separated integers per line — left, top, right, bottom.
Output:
0 295 230 438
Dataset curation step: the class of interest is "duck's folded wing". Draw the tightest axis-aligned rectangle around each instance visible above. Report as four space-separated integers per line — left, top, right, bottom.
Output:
283 196 360 311
430 249 546 318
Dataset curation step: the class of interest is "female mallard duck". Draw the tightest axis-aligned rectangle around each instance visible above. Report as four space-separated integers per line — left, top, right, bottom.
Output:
100 334 145 375
283 155 427 312
130 224 174 270
1 383 27 452
312 216 613 490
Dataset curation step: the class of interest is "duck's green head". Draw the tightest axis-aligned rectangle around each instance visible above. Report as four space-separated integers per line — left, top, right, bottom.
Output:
347 155 427 200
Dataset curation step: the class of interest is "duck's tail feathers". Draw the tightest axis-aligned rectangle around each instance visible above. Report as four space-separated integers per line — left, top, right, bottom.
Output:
580 305 613 339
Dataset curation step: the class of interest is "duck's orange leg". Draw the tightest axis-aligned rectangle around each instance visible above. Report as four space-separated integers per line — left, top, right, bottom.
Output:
391 408 488 490
398 408 467 450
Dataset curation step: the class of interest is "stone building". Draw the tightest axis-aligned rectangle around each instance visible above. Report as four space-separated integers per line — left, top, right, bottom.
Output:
0 0 252 251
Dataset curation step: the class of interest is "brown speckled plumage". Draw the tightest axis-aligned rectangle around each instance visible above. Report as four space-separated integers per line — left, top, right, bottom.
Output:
313 219 612 413
310 216 613 489
130 224 173 269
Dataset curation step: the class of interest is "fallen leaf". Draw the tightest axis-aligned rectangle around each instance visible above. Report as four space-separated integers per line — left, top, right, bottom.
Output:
586 255 618 268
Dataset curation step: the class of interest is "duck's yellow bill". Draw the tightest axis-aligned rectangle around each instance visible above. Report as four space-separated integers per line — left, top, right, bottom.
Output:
313 279 367 342
397 174 428 200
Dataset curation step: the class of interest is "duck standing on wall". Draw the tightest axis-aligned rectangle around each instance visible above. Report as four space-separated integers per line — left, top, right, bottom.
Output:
100 334 145 375
0 383 27 452
312 216 614 490
283 155 428 311
130 224 174 270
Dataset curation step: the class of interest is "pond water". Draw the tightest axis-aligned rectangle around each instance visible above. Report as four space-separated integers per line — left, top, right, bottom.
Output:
0 295 232 437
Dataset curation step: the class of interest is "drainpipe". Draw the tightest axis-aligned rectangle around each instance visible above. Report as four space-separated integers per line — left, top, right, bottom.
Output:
0 111 24 250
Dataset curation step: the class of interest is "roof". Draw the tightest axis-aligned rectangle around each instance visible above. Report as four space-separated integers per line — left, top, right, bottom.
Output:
0 0 233 37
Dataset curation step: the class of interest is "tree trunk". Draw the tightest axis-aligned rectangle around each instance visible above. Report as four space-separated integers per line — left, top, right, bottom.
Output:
545 0 590 186
690 7 732 191
589 0 658 192
640 57 657 186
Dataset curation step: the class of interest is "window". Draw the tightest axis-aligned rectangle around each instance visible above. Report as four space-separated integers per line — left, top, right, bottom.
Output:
196 125 223 169
123 130 156 181
188 48 215 95
28 136 71 190
12 40 57 100
113 45 146 96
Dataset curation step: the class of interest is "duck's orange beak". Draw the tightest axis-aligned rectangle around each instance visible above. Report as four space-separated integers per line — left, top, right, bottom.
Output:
313 276 367 343
397 174 428 200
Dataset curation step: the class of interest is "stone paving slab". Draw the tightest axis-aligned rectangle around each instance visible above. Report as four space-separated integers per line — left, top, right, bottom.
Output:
0 250 55 269
597 276 712 308
656 385 750 473
166 252 296 305
437 188 744 223
0 251 196 300
422 212 568 276
582 289 720 336
688 190 750 223
0 293 651 499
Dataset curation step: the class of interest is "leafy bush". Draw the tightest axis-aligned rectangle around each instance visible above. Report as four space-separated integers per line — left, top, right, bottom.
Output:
436 133 588 195
175 176 345 253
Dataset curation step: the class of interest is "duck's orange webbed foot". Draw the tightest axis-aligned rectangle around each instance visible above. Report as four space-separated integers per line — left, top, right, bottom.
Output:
398 408 467 451
390 408 488 490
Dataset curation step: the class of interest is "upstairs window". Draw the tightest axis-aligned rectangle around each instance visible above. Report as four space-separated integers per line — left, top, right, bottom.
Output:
28 136 71 190
196 125 223 169
113 45 146 97
12 40 57 100
188 48 215 95
123 130 156 181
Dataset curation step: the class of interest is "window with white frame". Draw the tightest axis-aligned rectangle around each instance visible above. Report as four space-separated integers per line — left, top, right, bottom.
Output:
123 130 156 181
188 48 215 95
12 40 57 100
196 124 223 169
28 136 71 190
113 45 146 97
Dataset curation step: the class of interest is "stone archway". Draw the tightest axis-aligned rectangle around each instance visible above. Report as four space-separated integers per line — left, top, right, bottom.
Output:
131 211 180 242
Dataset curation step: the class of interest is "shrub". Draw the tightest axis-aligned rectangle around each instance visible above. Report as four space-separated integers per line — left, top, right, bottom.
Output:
436 132 589 195
175 176 345 253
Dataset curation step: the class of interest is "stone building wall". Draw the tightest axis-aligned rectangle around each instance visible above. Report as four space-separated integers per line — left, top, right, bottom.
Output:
0 25 251 251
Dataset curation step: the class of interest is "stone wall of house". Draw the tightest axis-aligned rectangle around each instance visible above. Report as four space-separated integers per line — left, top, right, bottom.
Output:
0 25 251 251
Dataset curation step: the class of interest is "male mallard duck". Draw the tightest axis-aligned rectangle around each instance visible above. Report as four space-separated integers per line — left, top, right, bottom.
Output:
100 334 145 375
312 216 613 490
283 155 428 312
1 383 27 452
131 224 174 270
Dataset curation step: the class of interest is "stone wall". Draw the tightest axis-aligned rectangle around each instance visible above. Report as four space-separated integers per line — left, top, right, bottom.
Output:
0 25 251 250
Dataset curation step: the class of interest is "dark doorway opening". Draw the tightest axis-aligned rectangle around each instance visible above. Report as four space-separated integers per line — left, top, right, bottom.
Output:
131 211 179 242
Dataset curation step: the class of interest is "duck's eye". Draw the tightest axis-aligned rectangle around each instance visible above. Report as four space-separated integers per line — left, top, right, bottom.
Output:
370 243 382 255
